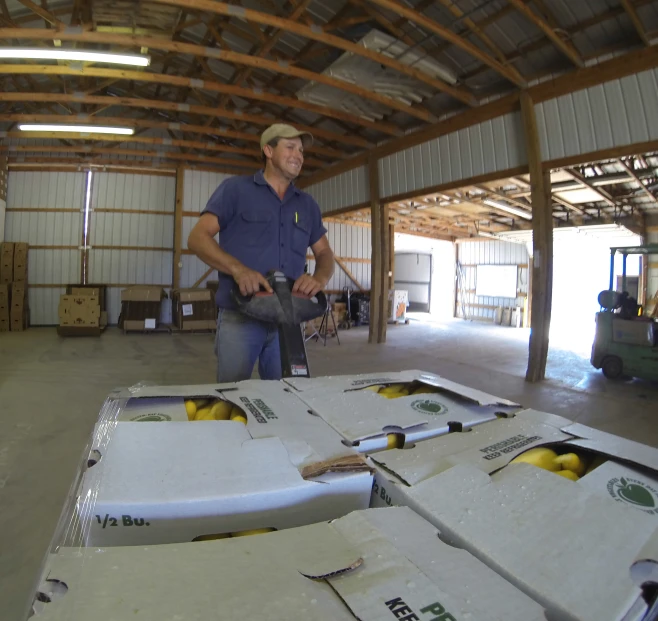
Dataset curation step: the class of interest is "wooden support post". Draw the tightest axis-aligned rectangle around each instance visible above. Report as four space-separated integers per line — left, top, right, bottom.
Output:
368 154 383 344
378 201 390 343
173 166 184 290
521 91 553 383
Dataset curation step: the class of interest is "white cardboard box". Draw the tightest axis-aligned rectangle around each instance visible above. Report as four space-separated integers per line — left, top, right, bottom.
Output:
369 409 658 621
391 463 658 621
285 370 520 453
33 507 546 621
79 381 373 546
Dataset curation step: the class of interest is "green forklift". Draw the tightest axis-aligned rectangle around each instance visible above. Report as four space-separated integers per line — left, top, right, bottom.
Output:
590 244 658 381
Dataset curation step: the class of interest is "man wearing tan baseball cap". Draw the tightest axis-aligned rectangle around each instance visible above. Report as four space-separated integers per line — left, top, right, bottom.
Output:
187 123 335 382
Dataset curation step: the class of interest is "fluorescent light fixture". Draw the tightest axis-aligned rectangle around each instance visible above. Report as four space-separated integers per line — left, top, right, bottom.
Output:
19 124 134 135
0 48 150 66
483 198 533 221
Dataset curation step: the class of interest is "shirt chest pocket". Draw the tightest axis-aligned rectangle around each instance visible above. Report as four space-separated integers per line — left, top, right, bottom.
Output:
291 217 311 258
240 210 272 246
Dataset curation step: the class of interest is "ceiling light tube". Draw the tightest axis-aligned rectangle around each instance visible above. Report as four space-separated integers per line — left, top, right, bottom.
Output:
19 124 134 135
0 48 150 66
483 198 533 220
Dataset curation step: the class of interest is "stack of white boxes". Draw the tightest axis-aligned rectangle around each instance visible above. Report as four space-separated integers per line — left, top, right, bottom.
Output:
29 371 658 621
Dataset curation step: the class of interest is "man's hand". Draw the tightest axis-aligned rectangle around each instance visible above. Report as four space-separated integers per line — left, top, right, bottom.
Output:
231 265 273 296
293 273 325 297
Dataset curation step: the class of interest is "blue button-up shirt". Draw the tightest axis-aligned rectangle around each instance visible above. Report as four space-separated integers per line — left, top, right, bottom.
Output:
202 170 327 309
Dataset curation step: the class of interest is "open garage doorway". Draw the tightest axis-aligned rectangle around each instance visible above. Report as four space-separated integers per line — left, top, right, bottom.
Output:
498 224 641 366
394 233 454 320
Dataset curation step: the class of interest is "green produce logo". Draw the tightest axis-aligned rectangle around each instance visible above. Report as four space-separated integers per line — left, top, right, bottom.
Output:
607 477 658 515
410 399 447 416
131 413 172 422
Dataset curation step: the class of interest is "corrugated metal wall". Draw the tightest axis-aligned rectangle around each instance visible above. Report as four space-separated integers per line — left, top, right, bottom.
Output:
306 221 372 292
89 172 176 324
379 112 526 199
456 240 529 322
537 67 658 162
4 171 85 324
304 166 368 214
180 169 232 288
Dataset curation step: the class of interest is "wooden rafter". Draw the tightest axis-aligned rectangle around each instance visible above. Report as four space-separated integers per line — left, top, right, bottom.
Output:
150 0 477 105
15 0 64 27
0 29 438 125
0 92 373 149
506 0 583 67
0 64 402 134
618 158 657 202
566 167 618 208
363 0 525 86
620 0 651 46
1 145 260 170
432 0 525 85
0 113 344 158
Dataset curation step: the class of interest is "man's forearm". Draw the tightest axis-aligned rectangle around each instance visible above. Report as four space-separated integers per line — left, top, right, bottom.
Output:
188 231 243 278
313 249 335 287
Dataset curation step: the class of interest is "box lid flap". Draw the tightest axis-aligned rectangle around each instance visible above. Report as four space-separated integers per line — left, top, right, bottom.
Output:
83 423 310 505
405 463 657 621
35 507 545 621
121 287 166 302
372 409 577 485
36 521 361 621
176 288 212 302
562 421 658 472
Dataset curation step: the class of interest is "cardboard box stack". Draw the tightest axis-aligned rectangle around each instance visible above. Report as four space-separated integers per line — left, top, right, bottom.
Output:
0 241 12 284
27 371 658 621
119 286 167 332
58 286 106 336
0 283 8 332
171 288 216 331
0 242 30 332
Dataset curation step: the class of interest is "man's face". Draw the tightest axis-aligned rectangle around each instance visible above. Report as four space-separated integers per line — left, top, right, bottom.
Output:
265 137 304 180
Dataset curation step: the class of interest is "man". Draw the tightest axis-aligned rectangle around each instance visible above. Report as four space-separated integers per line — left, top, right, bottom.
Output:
188 123 335 382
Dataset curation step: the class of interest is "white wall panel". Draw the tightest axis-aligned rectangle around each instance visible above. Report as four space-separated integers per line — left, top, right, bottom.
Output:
648 218 658 303
183 169 232 214
90 212 173 248
379 112 526 199
89 250 172 285
307 221 372 292
180 170 230 287
7 171 85 208
92 172 175 212
457 240 529 322
5 171 86 324
87 172 175 323
537 67 658 162
304 166 368 214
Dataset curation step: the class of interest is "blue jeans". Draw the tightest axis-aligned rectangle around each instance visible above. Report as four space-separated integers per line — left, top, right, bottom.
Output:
215 309 282 382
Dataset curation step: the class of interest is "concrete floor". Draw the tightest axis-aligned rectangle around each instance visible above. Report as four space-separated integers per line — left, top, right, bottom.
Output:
1 319 657 619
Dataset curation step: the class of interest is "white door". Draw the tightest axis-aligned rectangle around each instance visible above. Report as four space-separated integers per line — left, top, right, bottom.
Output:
394 252 432 312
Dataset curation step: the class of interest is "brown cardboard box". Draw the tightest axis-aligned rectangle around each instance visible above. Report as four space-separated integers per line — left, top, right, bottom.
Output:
172 288 216 331
57 293 104 336
0 242 13 284
66 284 107 311
121 286 167 302
13 242 28 282
0 285 8 332
58 295 100 324
120 287 167 331
10 283 28 331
